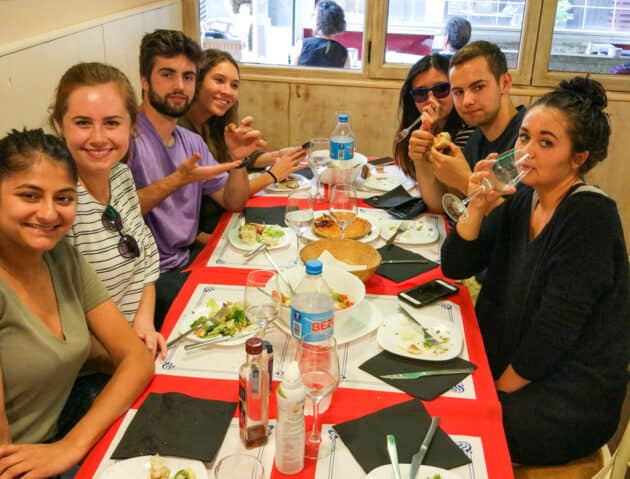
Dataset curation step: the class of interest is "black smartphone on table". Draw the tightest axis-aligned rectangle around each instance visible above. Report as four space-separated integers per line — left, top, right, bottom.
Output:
398 279 459 307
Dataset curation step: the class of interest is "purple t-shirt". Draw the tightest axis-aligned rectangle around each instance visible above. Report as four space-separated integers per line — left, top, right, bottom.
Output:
129 112 227 271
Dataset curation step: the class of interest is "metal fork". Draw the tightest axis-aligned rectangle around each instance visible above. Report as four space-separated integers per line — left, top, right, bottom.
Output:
398 305 441 348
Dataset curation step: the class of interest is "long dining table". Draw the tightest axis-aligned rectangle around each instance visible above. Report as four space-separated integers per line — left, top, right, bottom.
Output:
77 171 514 479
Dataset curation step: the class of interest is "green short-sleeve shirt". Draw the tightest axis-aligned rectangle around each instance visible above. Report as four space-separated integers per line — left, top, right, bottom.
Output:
0 240 110 443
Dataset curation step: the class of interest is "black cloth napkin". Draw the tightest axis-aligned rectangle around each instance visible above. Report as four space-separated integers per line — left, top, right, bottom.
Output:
333 399 471 473
294 166 314 179
376 245 438 282
244 206 287 226
111 393 237 462
359 351 477 400
363 185 412 209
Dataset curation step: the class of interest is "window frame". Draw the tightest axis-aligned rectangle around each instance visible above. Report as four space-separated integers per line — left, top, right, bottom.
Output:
184 0 630 93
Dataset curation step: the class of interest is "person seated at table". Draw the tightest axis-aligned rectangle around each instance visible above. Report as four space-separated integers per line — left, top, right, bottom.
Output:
421 41 527 212
293 0 350 68
50 62 166 360
441 76 629 466
0 128 153 478
128 29 264 328
395 54 474 211
180 48 306 237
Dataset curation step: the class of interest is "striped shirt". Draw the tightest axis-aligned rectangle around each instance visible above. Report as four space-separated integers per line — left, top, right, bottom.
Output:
66 162 160 323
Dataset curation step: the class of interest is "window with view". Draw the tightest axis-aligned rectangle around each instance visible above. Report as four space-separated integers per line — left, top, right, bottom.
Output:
384 0 527 68
548 0 630 74
198 0 366 69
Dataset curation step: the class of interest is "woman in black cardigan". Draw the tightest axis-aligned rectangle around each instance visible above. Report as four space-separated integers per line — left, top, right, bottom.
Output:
441 76 629 466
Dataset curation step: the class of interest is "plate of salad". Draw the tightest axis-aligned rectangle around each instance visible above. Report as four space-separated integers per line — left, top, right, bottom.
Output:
179 299 256 346
227 220 290 251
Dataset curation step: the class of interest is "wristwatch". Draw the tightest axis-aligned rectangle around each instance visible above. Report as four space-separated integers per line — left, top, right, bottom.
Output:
236 154 256 169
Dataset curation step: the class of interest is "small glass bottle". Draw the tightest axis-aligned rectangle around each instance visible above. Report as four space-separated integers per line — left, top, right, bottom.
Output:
262 340 273 393
238 337 269 448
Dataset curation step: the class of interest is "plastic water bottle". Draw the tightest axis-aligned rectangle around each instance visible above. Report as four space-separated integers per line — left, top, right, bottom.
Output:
275 361 306 474
330 113 355 161
290 260 334 342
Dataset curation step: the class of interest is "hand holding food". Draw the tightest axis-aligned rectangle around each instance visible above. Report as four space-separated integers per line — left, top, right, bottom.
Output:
433 131 452 154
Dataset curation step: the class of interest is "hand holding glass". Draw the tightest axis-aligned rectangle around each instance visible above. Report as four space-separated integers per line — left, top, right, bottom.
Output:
329 184 358 238
308 138 330 203
295 337 340 459
285 191 314 264
442 148 530 222
244 269 281 337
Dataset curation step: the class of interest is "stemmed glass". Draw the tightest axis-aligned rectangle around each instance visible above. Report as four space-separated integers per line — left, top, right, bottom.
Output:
244 269 281 337
442 148 531 222
308 138 331 203
295 337 340 459
284 191 314 264
329 184 358 239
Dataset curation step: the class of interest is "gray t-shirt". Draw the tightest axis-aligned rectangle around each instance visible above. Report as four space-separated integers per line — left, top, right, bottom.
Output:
0 240 110 443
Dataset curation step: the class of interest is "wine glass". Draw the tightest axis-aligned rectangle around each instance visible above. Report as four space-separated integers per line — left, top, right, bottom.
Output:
308 138 331 203
295 337 340 459
285 190 314 264
329 184 358 239
442 148 531 222
244 269 281 337
214 454 264 479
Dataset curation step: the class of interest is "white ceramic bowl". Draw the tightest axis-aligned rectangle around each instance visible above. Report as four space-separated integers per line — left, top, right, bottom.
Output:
319 153 368 184
273 266 366 323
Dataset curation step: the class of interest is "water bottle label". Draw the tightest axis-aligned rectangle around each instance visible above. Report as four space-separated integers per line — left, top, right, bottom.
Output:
290 308 334 342
330 140 354 161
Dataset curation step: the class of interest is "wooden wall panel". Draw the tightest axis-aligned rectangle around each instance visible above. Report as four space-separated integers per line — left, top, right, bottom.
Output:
237 82 291 149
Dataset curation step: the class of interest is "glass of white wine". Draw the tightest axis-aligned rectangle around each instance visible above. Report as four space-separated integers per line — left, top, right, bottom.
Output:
442 148 530 222
284 190 314 264
329 183 358 239
308 138 331 203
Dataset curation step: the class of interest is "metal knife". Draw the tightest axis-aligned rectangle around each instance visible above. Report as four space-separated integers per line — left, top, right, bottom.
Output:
380 367 475 379
183 331 253 351
261 246 296 295
409 416 440 479
167 304 228 347
381 259 428 264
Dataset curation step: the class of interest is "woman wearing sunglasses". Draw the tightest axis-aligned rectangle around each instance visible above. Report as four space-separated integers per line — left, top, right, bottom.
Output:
180 49 306 238
50 62 165 360
394 54 474 211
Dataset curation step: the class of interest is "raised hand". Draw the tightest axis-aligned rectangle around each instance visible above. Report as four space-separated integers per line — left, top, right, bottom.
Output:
430 143 472 195
269 147 307 181
175 152 241 185
408 128 434 162
225 116 267 162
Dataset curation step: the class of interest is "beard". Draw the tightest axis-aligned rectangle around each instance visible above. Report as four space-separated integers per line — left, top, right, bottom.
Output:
147 85 192 118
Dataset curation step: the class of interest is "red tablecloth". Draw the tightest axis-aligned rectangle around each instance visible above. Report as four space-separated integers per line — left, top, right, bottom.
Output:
78 194 514 479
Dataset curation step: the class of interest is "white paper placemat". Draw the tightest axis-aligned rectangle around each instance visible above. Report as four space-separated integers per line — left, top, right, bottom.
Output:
159 286 475 400
93 412 275 479
315 426 488 479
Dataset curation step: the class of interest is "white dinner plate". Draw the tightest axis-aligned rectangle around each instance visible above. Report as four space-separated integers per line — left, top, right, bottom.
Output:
96 455 208 479
275 299 382 345
366 463 461 479
377 310 463 361
265 173 311 192
380 218 439 245
303 214 380 243
227 220 291 251
177 306 256 346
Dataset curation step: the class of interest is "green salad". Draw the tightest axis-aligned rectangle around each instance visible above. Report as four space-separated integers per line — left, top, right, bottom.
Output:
189 299 252 339
239 222 285 246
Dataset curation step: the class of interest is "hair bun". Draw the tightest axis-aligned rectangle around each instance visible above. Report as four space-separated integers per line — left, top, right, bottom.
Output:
558 77 607 109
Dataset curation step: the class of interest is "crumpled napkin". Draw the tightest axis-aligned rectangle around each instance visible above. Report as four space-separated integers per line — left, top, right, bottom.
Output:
318 250 367 272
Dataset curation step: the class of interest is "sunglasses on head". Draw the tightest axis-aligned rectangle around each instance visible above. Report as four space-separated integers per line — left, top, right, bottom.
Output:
102 205 141 259
409 82 451 103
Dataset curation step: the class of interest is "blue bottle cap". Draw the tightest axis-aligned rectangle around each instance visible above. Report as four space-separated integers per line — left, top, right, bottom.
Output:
338 114 349 122
305 259 323 275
